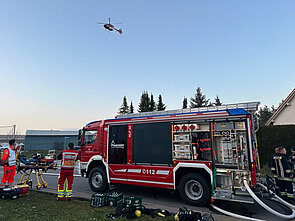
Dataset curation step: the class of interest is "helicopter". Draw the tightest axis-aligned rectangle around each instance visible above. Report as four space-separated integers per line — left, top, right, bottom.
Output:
97 18 122 34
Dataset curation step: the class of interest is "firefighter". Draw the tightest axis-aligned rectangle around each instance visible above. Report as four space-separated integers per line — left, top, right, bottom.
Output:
57 143 79 201
271 147 294 202
272 147 280 195
0 139 17 187
289 146 295 172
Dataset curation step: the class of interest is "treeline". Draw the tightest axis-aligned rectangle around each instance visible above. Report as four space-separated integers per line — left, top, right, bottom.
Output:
118 87 222 114
118 92 166 114
118 87 279 128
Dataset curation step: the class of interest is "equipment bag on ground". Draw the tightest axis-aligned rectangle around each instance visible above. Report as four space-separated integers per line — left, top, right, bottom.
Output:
123 196 142 208
176 207 202 221
0 187 21 200
14 184 29 195
107 192 123 207
91 193 108 207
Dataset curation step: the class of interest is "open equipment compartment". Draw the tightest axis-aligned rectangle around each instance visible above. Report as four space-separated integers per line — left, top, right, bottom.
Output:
172 122 211 161
212 119 253 202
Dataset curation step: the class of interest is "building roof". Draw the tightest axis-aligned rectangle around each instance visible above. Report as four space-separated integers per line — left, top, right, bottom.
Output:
26 130 78 136
265 88 295 126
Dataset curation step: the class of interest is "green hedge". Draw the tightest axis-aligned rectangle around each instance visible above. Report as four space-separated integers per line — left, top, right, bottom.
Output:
256 125 295 167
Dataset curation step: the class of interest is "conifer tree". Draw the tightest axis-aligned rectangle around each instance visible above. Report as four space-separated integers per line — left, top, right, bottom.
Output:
157 94 166 111
138 91 150 112
149 94 156 111
130 101 134 114
190 87 209 108
118 96 129 114
182 97 188 109
213 95 222 106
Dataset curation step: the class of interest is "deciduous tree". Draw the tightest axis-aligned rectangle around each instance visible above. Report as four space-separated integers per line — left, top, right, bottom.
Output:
255 105 275 126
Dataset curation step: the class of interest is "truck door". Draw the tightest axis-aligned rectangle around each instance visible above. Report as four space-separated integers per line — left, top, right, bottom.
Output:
80 129 98 162
108 125 128 164
108 125 128 180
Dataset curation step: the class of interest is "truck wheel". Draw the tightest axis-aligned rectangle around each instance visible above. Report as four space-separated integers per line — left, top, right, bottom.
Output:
88 167 108 192
178 173 210 206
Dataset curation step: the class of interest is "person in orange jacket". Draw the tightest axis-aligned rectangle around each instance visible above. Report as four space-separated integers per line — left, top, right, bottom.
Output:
57 143 79 201
1 139 17 187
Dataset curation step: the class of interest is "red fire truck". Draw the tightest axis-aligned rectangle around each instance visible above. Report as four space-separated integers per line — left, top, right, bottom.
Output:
78 102 260 206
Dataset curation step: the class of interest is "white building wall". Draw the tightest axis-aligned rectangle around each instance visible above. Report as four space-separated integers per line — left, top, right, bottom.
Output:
273 96 295 125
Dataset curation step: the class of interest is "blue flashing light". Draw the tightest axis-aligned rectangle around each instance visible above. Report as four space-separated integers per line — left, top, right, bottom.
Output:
86 121 99 126
227 108 249 115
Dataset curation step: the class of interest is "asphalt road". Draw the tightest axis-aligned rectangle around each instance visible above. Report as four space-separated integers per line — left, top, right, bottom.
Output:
1 167 295 221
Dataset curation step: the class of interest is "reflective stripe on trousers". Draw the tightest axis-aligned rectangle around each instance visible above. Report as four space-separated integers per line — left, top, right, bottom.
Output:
57 170 74 198
65 189 72 198
281 192 287 196
58 188 64 198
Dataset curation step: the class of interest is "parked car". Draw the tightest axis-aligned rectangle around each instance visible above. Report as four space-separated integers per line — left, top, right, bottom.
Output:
15 144 24 151
47 150 56 160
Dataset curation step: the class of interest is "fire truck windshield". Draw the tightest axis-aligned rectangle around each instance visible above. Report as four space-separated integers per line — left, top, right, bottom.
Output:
83 130 97 145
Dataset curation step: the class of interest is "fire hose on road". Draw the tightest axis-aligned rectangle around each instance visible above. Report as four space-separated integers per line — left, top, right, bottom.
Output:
257 182 295 210
210 203 266 221
211 178 295 220
243 179 295 220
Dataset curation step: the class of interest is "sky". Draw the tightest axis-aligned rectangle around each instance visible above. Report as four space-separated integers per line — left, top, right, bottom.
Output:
0 0 294 134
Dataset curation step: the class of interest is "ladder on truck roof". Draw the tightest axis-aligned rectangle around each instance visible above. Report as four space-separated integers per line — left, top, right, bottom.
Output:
116 101 260 119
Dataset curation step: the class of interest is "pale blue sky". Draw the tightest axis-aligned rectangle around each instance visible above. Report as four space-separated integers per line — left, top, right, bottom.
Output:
0 0 294 133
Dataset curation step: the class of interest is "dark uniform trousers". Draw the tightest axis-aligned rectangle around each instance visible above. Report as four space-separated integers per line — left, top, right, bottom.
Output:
271 154 294 200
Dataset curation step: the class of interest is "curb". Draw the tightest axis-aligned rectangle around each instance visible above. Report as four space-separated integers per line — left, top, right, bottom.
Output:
31 189 91 202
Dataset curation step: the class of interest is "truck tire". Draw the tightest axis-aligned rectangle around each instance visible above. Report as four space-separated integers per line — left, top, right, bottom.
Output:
88 167 108 192
178 172 210 206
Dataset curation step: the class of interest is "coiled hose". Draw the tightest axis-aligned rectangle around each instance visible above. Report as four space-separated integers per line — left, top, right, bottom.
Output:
243 179 295 219
256 182 295 210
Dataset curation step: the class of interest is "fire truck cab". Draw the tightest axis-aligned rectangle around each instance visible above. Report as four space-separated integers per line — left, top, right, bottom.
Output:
78 102 260 206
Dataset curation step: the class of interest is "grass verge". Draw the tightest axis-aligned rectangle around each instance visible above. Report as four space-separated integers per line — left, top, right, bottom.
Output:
0 191 171 221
